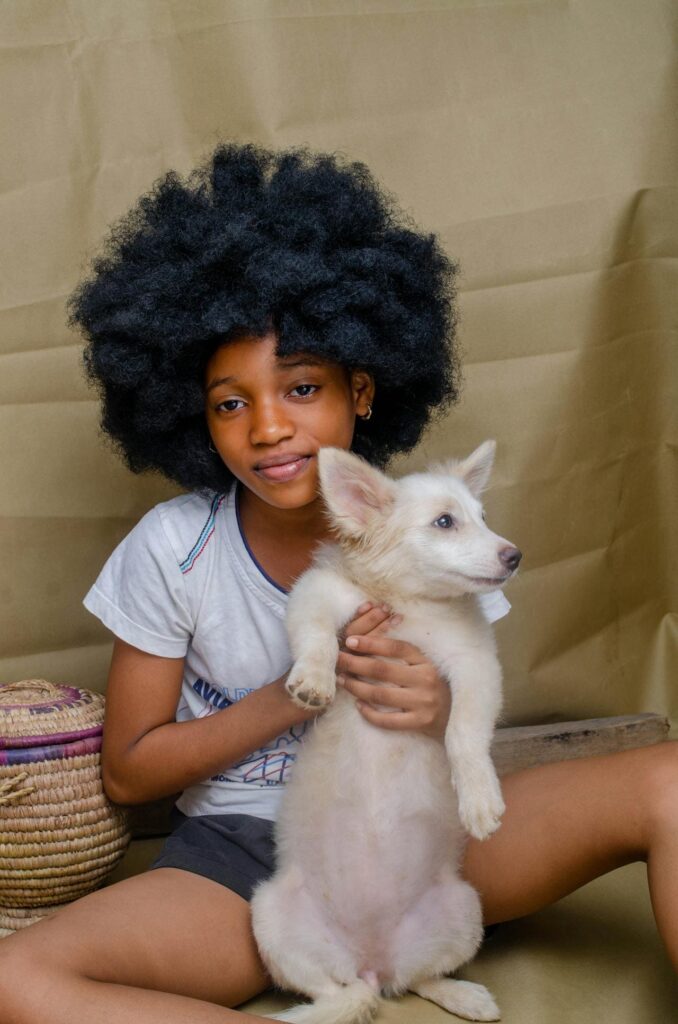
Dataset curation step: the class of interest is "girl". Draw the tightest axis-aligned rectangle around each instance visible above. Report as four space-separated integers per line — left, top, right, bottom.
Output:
0 144 675 1024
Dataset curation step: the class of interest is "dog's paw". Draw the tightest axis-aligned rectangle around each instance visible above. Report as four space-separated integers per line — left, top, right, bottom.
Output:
412 978 500 1021
285 658 336 710
460 801 505 842
456 771 505 841
448 981 501 1021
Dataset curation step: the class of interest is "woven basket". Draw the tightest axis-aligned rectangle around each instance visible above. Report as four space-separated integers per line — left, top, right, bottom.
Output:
0 679 131 935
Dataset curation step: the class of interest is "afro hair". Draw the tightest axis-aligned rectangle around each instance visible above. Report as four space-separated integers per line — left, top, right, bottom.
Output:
69 141 462 494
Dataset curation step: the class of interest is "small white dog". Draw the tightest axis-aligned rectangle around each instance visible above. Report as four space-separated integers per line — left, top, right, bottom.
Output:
251 441 521 1024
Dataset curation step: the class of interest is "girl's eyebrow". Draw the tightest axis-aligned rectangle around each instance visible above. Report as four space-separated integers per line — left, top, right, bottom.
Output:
205 376 237 393
276 355 328 373
205 356 327 394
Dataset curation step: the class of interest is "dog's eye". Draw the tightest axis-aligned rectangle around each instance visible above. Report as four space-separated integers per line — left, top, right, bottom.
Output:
433 514 456 529
481 510 487 522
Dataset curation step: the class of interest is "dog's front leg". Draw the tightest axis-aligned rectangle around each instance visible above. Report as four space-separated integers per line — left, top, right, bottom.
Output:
442 651 505 841
285 568 365 711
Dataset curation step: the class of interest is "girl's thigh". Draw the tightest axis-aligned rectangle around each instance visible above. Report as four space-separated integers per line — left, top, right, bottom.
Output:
461 743 674 926
1 866 270 1008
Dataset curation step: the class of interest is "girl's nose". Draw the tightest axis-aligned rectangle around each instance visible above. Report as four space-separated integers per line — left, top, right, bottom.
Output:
249 400 295 446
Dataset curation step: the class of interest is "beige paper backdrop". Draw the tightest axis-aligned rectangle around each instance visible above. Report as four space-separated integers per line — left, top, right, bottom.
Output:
1 0 676 734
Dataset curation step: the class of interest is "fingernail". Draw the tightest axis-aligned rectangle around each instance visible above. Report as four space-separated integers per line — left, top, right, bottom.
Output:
346 636 359 648
390 614 403 625
336 675 345 686
358 602 372 614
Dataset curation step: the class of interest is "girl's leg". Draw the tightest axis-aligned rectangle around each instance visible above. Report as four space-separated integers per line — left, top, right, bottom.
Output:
0 866 275 1023
462 740 678 970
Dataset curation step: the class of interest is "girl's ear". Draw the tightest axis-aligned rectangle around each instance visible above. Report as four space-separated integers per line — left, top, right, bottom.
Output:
449 440 496 497
350 369 375 418
317 448 396 535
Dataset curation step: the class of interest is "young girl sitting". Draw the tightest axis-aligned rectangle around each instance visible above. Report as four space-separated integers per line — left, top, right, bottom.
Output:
0 143 674 1024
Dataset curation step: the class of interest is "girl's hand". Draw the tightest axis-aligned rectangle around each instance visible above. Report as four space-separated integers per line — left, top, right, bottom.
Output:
336 632 451 740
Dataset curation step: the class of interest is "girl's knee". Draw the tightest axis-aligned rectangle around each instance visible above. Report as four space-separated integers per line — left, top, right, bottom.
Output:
643 740 678 846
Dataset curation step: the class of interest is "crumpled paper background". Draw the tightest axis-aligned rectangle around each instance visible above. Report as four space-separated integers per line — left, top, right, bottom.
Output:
1 0 675 737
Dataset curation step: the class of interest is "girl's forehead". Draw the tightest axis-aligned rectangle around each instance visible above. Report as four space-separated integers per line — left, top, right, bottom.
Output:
204 332 342 387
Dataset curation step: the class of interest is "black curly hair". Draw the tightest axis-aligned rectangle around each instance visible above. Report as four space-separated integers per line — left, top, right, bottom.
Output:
69 141 462 493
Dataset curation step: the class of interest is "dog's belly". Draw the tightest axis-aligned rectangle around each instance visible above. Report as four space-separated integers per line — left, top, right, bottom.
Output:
274 694 464 948
307 805 457 941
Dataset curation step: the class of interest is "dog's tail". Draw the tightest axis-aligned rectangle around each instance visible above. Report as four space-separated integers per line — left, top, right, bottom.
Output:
268 979 381 1024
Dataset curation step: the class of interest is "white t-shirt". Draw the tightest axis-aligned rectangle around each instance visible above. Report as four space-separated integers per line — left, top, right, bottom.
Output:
83 487 511 821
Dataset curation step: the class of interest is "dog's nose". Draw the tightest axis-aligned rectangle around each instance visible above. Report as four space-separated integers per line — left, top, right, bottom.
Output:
499 546 522 571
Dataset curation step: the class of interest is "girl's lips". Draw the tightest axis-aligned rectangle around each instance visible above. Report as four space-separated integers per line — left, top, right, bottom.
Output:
255 456 312 482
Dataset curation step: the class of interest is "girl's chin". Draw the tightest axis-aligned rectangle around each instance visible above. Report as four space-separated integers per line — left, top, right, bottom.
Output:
246 467 321 509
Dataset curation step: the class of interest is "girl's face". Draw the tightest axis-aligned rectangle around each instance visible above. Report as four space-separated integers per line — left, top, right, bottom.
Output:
204 331 374 512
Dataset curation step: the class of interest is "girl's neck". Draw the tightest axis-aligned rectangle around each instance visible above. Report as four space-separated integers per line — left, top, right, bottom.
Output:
237 484 330 543
236 483 333 590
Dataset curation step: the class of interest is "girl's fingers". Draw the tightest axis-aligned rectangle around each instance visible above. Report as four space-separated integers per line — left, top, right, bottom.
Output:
371 613 402 635
341 603 392 639
342 633 423 665
336 650 413 685
337 674 446 737
338 675 415 710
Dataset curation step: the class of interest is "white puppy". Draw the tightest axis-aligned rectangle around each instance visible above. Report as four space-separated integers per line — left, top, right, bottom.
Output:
251 441 521 1024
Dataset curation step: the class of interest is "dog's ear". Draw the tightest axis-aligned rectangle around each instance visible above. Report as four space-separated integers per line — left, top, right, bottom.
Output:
318 448 396 534
451 440 496 497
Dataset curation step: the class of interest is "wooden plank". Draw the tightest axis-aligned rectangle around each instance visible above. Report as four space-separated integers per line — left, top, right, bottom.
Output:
491 713 670 776
125 714 671 837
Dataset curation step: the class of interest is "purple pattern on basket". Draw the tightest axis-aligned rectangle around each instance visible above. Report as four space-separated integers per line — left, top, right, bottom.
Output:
0 685 91 713
0 735 103 766
0 725 103 751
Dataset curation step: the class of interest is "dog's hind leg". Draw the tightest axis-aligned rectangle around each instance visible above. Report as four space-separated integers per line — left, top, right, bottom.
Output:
389 871 483 986
409 978 500 1022
252 873 381 1023
388 870 499 1020
252 872 345 994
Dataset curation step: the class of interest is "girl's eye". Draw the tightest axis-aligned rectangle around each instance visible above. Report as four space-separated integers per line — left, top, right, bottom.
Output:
216 399 245 413
290 384 319 398
433 514 456 529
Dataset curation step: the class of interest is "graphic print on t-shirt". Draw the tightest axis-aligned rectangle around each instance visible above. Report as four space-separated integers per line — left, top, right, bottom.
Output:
192 676 248 712
225 725 309 785
190 677 308 786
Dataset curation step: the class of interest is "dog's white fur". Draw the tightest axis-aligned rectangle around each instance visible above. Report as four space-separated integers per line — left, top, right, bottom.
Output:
251 441 519 1023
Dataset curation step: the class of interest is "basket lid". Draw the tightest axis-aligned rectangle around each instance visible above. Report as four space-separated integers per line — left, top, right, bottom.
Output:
0 680 105 750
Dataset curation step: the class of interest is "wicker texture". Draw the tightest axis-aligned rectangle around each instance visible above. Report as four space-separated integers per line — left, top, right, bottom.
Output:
0 680 130 934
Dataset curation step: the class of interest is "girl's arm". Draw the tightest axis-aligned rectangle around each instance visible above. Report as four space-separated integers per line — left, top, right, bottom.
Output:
101 603 394 805
101 639 314 805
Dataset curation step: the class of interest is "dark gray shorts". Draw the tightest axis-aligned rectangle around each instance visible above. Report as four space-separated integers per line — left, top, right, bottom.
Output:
147 806 276 902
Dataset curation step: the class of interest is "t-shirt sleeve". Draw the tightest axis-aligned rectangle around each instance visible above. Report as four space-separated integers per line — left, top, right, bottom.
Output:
83 507 192 658
477 590 511 624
